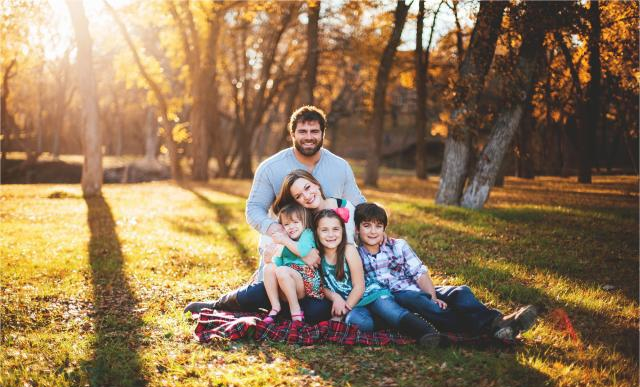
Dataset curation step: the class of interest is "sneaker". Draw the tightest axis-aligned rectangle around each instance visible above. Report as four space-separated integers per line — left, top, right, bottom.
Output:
418 333 441 348
183 301 216 315
510 305 538 335
493 305 538 338
493 326 515 340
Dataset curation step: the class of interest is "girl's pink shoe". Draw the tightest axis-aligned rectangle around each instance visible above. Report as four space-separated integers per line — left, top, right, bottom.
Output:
291 312 305 323
263 309 280 324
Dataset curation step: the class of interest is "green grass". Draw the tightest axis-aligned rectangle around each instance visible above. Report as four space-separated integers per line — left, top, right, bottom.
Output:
1 175 638 387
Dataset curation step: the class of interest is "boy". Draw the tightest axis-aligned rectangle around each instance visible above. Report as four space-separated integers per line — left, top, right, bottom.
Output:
354 202 537 340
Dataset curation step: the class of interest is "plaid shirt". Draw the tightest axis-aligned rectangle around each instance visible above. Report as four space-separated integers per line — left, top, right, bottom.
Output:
357 239 428 293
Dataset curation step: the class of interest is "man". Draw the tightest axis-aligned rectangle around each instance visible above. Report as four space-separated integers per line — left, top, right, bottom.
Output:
185 106 365 324
247 105 365 280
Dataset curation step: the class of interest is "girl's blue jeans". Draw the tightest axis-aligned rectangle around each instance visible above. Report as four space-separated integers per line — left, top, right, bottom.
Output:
345 295 410 331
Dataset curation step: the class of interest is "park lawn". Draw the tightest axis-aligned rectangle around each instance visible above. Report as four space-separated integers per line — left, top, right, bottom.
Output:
1 175 638 387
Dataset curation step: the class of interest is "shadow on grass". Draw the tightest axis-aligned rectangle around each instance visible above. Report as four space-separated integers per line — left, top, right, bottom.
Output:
181 186 256 273
406 202 639 302
395 214 639 362
84 195 146 387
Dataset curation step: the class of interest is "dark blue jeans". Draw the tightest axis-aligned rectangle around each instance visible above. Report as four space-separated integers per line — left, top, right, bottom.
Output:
394 285 501 335
224 281 332 325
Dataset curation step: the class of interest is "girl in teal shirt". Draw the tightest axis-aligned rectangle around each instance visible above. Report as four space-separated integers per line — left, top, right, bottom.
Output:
315 209 441 347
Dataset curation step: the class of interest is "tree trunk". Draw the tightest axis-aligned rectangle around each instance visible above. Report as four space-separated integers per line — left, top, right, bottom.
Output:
415 0 427 180
304 0 320 105
364 0 410 187
169 1 222 182
516 92 535 179
449 0 465 69
580 0 601 183
67 0 102 197
1 59 17 165
235 5 298 179
415 0 443 180
104 0 181 180
144 107 159 163
461 4 547 209
435 1 506 205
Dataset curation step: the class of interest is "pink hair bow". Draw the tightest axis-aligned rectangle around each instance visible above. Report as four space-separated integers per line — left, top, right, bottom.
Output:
333 207 350 223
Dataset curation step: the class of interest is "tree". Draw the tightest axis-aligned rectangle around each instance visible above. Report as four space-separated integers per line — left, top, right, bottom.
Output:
435 1 506 205
304 0 321 105
364 0 410 187
104 0 182 180
66 0 102 197
167 0 224 181
460 2 570 209
415 0 443 180
231 2 301 178
580 0 601 183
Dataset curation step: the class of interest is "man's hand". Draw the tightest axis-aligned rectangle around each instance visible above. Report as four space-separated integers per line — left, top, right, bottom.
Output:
263 243 282 263
266 223 285 237
433 298 448 309
271 231 289 245
301 248 321 269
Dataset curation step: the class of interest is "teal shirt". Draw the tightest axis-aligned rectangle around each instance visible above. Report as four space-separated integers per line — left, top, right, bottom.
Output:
322 256 391 307
273 229 315 266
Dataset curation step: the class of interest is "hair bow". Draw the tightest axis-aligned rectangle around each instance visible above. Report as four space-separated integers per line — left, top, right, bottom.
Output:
333 207 350 223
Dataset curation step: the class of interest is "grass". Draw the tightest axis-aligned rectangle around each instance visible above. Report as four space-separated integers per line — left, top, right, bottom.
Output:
1 175 638 387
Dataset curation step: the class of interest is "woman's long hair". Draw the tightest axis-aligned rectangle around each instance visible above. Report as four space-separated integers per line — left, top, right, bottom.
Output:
272 169 326 215
313 209 347 280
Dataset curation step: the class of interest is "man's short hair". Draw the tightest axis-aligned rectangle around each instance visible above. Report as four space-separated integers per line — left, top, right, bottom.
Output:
354 202 388 229
288 105 327 134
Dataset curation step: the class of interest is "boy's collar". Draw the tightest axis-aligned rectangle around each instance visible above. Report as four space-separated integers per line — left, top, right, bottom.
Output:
359 243 381 255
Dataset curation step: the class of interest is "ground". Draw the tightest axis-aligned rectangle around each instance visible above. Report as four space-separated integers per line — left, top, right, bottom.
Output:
1 174 638 387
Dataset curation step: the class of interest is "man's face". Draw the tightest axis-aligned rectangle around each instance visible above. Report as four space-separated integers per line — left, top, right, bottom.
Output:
292 120 323 156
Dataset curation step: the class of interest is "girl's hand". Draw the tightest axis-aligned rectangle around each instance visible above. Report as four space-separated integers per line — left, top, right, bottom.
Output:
433 298 448 309
332 298 348 317
302 248 320 269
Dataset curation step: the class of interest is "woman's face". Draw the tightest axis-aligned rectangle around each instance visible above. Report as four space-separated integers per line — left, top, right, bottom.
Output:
316 216 343 250
290 178 322 209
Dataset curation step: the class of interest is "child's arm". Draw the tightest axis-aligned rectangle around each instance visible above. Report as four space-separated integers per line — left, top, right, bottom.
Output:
323 288 348 317
398 240 447 309
271 231 300 255
273 229 317 266
416 272 447 309
343 245 365 310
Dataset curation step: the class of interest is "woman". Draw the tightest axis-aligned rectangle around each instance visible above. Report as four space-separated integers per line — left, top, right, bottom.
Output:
184 170 354 324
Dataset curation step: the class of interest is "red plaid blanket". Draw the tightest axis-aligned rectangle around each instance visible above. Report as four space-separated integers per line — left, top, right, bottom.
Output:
193 309 514 347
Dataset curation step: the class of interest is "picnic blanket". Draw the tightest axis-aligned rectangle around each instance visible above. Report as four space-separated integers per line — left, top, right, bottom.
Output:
192 309 515 347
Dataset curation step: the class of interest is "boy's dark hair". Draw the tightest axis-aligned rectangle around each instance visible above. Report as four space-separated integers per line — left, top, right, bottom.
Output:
354 202 388 229
288 105 326 134
277 202 312 229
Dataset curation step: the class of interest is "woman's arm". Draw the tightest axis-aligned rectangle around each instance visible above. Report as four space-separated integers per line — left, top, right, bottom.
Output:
344 245 365 309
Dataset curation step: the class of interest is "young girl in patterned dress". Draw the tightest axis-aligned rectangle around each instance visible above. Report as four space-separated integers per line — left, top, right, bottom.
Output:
262 203 324 323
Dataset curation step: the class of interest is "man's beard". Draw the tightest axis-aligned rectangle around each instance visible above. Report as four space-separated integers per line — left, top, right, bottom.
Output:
294 138 323 156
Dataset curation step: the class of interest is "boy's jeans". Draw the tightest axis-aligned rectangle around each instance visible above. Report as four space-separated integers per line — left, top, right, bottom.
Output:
346 295 410 331
394 285 501 335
